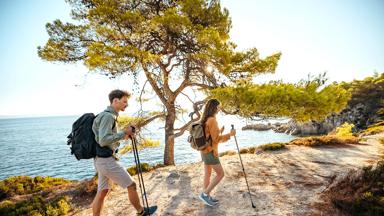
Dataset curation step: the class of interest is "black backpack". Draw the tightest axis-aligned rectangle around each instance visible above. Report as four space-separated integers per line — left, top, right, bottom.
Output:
67 112 116 160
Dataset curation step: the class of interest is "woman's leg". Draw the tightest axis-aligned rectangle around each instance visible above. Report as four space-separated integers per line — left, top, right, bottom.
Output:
203 164 212 191
203 164 224 195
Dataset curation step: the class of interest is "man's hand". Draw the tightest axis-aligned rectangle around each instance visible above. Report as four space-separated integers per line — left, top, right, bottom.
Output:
123 124 136 140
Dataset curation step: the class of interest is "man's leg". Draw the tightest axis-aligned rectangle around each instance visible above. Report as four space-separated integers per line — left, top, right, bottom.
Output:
127 182 143 213
92 189 109 216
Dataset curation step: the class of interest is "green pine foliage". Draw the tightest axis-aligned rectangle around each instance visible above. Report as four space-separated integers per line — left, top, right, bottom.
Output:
340 73 384 111
38 0 281 165
118 138 160 155
210 75 350 122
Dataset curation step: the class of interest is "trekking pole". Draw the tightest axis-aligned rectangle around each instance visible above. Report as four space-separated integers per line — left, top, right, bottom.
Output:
130 132 150 213
231 124 256 208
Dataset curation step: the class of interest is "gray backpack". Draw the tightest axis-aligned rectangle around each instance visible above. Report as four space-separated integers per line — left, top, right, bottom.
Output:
188 122 211 150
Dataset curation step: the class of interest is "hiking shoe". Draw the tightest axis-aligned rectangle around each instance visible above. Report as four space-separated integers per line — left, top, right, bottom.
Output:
209 196 219 203
199 193 216 206
137 206 158 216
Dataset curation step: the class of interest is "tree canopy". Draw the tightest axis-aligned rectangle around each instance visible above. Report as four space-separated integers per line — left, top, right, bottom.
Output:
210 74 351 122
38 0 280 165
38 0 352 165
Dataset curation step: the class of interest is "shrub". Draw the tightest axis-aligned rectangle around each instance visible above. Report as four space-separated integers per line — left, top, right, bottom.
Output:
74 177 97 197
248 146 257 154
127 163 153 176
0 176 72 201
379 137 384 145
239 148 249 154
335 122 355 137
360 121 384 136
0 195 71 216
258 142 286 151
219 150 237 157
289 135 359 146
331 161 384 215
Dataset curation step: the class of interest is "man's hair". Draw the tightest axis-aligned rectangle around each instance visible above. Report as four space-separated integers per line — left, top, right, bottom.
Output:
108 89 131 104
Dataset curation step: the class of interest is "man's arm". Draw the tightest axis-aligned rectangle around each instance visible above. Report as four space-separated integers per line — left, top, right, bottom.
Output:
98 114 125 147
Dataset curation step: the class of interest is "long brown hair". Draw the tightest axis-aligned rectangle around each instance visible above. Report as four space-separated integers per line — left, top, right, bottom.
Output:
201 99 220 125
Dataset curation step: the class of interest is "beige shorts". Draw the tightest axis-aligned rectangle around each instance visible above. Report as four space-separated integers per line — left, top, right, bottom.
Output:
94 156 134 191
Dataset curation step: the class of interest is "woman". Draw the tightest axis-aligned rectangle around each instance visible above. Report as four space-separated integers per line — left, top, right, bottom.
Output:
198 99 236 206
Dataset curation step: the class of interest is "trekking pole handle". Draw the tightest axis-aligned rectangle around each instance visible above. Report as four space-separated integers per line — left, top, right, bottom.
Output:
131 125 136 133
231 124 234 130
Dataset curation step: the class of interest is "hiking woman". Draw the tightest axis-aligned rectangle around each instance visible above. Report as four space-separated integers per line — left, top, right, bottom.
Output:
198 99 236 206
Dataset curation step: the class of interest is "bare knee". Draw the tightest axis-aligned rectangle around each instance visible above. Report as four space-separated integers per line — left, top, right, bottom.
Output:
99 189 109 199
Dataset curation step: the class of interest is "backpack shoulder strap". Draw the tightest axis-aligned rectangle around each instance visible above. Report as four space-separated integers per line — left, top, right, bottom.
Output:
200 121 211 142
103 110 117 130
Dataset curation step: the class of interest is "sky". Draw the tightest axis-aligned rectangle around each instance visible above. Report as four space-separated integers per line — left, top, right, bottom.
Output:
0 0 383 117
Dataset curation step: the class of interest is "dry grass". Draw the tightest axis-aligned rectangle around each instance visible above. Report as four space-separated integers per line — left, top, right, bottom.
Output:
326 160 384 216
289 135 359 146
360 121 384 136
259 142 286 151
379 137 384 145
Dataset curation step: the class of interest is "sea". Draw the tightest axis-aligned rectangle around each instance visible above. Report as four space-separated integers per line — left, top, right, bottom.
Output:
0 115 296 181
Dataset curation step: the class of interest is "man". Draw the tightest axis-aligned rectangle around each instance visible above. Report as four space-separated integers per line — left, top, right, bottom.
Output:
91 89 157 216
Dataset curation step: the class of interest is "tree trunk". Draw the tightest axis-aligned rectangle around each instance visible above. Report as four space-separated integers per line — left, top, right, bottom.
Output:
164 106 176 165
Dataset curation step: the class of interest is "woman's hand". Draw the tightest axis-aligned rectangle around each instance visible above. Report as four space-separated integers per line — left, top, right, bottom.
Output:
230 128 236 136
220 126 225 134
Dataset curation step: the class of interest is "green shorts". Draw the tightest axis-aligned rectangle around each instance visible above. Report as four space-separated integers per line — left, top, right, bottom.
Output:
201 151 220 165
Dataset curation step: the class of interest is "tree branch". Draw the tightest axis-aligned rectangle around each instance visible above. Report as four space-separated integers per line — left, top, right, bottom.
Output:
137 113 166 129
138 80 148 113
174 99 207 137
142 64 168 106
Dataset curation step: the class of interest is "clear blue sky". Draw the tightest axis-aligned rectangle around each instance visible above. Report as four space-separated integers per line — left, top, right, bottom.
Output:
0 0 383 117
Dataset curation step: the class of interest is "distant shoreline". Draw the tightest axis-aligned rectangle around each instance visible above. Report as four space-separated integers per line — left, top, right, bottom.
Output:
0 114 79 120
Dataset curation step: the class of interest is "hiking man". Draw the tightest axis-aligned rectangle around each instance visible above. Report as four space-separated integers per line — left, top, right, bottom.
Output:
91 89 157 216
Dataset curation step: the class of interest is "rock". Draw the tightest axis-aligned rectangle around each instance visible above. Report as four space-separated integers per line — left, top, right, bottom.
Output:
242 123 272 131
271 103 382 136
167 171 180 179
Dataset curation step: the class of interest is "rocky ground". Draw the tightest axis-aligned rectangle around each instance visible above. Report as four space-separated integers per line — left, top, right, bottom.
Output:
72 134 384 216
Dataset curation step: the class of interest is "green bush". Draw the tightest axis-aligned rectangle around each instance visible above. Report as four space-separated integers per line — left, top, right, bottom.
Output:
335 122 355 137
0 195 70 216
127 163 152 176
0 176 72 201
258 142 286 151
